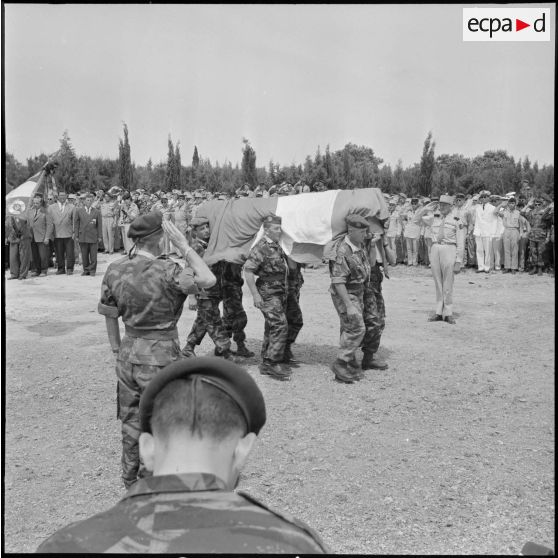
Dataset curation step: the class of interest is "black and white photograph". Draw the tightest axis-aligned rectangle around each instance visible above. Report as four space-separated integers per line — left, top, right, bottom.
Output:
2 3 555 554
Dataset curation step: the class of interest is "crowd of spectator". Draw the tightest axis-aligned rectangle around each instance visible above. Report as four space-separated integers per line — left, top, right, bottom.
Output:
5 181 554 279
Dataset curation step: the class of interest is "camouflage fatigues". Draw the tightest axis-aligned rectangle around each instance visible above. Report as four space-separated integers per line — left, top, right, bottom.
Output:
329 236 371 363
526 207 550 269
362 263 386 356
5 216 32 279
98 251 197 488
185 239 231 353
244 237 289 363
36 473 328 553
221 262 249 345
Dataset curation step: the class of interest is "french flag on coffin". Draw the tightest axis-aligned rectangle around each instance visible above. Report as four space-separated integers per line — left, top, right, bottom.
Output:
195 188 390 265
5 171 46 220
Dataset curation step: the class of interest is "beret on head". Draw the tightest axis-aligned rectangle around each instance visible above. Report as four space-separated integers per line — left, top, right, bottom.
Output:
127 211 163 239
190 216 209 228
439 194 454 205
140 357 266 435
263 214 282 225
346 214 369 229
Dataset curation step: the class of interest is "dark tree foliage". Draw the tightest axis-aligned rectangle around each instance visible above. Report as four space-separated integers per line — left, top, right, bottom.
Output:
419 131 436 196
118 122 134 192
241 138 257 187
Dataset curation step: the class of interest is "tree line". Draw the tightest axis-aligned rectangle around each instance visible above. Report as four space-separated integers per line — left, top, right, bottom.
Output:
5 126 554 198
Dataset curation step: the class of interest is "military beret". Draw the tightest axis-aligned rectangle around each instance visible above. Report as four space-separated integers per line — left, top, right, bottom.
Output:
190 216 209 228
140 357 266 435
263 214 282 225
128 211 163 239
439 194 454 205
411 197 419 203
345 214 369 229
431 196 440 202
507 197 516 202
455 192 464 199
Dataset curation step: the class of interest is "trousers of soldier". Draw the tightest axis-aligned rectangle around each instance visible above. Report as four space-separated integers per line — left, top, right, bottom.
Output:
222 281 248 344
9 239 31 278
102 216 115 253
475 235 492 272
116 359 163 487
120 224 133 253
405 237 418 266
457 229 466 265
331 289 366 363
430 243 456 317
362 268 386 355
258 283 288 362
529 239 545 268
502 228 519 270
286 284 303 345
186 297 231 352
490 236 503 270
518 237 528 270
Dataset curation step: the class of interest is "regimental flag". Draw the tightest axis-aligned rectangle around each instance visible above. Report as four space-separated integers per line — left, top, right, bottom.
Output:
5 170 46 220
196 188 389 265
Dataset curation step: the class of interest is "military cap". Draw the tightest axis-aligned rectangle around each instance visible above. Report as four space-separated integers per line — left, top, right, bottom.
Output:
345 214 369 229
190 216 209 228
455 192 465 199
127 211 163 239
33 191 44 198
177 192 185 198
263 214 282 225
431 196 440 202
507 197 516 202
439 194 454 205
422 197 431 203
410 197 419 203
140 357 266 435
67 193 77 200
108 186 122 196
399 193 407 199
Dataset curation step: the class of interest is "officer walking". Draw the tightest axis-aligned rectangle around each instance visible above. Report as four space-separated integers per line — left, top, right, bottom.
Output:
36 357 328 553
244 215 292 380
97 211 216 488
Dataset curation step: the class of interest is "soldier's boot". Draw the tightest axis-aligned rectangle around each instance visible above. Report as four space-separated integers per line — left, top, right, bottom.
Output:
537 267 543 276
282 344 301 367
214 346 237 362
235 342 255 358
259 359 291 381
181 343 196 358
362 351 388 371
528 268 537 275
347 357 364 380
331 359 359 383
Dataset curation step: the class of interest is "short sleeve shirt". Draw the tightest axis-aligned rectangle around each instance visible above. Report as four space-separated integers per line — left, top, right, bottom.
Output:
329 235 371 290
244 237 288 281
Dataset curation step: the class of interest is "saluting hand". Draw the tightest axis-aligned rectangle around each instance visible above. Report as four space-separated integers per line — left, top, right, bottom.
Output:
162 219 188 250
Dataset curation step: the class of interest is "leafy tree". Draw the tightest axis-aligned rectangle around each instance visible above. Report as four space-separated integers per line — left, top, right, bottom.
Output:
192 146 200 168
5 153 30 192
118 122 133 191
55 130 80 193
418 131 436 196
241 138 257 187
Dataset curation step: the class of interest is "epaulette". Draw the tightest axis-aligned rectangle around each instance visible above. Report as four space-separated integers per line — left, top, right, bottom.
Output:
236 489 329 552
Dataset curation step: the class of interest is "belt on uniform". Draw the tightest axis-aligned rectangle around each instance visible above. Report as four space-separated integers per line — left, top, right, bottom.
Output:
124 326 178 340
433 240 456 246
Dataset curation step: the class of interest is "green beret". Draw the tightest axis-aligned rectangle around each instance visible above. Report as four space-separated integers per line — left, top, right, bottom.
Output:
140 357 266 435
345 214 369 229
190 216 209 228
127 211 163 239
263 214 282 225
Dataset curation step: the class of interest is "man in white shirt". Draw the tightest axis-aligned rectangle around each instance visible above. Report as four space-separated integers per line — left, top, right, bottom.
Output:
472 190 498 273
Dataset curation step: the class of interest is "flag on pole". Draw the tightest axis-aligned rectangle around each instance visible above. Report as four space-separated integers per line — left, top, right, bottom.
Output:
196 188 389 265
5 170 46 220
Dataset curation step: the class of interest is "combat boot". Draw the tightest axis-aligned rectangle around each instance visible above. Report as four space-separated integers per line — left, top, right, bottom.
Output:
362 352 388 371
215 347 237 362
347 358 364 380
259 359 291 381
282 344 301 366
181 343 196 358
235 342 255 358
537 268 543 276
331 359 359 383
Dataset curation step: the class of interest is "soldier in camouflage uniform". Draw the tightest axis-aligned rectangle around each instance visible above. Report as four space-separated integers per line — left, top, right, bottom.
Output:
328 214 372 383
221 261 256 357
182 217 234 359
284 259 304 364
97 211 216 488
523 198 550 275
244 215 292 380
37 358 328 553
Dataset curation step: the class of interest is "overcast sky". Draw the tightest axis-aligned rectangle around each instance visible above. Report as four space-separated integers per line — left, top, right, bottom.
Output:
4 3 555 170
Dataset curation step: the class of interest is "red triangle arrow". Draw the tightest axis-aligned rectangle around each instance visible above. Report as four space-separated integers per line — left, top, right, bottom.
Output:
516 19 530 31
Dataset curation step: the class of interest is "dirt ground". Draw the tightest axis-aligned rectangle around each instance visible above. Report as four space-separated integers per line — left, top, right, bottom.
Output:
3 254 555 554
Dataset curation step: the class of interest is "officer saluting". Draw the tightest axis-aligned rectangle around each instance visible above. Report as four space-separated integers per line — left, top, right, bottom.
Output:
37 357 328 553
97 211 216 489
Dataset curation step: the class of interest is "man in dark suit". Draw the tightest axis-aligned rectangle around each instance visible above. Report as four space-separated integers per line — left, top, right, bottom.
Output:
27 192 50 277
74 192 102 276
46 190 76 275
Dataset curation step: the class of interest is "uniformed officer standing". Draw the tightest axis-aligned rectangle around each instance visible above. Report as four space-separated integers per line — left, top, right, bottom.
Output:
416 195 464 324
328 214 372 383
494 196 521 273
182 217 234 360
97 211 216 488
36 357 328 553
244 215 292 380
522 198 550 275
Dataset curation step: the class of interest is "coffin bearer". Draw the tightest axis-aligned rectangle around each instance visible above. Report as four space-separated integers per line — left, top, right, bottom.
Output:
97 211 216 488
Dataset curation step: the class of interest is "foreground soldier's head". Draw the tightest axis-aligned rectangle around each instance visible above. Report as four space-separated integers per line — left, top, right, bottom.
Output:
139 357 266 489
263 214 282 243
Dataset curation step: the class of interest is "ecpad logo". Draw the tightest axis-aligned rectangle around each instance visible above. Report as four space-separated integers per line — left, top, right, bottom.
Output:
463 8 550 41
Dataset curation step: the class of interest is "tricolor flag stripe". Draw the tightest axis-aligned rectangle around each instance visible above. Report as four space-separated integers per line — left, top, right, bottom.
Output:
197 188 389 265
